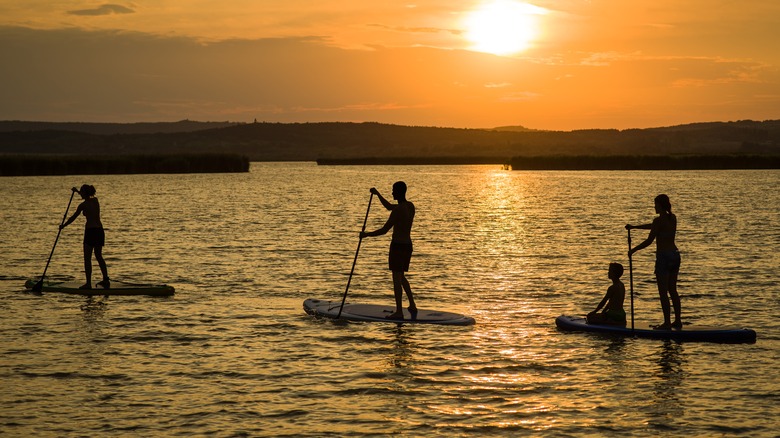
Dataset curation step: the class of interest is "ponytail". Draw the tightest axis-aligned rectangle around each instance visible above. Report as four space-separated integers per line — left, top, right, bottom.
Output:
655 194 672 214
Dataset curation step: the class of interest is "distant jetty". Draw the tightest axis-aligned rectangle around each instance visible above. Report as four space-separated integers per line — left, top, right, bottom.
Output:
0 153 250 176
317 157 505 165
509 155 780 170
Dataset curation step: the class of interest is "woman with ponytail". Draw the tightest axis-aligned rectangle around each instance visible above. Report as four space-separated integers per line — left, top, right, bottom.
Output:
626 194 681 330
60 184 110 289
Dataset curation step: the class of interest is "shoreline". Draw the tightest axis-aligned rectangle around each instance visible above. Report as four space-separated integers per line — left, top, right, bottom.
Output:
510 154 780 170
318 154 780 170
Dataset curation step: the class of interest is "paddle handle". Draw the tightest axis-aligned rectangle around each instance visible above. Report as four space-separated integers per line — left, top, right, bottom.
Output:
627 228 635 331
34 190 76 290
337 193 374 318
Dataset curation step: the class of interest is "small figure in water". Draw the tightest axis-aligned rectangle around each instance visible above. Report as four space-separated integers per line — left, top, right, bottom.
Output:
626 194 681 330
60 185 110 290
360 182 417 320
587 263 627 325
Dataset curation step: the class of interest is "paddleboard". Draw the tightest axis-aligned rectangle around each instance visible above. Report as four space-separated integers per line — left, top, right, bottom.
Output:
555 315 756 344
25 279 175 297
303 298 475 325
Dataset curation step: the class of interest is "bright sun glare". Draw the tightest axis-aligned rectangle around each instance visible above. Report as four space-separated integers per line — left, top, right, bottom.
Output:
464 1 546 56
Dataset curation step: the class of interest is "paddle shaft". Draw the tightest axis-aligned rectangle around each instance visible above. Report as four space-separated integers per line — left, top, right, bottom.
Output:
627 229 635 331
33 190 76 292
337 193 374 318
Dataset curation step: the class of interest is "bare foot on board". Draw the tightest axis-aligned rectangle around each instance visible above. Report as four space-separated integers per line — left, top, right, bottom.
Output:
385 311 404 320
653 322 672 330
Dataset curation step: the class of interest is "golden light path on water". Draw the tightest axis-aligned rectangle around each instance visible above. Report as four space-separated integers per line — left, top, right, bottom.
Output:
0 163 778 436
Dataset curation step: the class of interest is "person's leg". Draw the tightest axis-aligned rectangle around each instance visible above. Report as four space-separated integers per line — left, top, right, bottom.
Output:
400 274 416 312
587 312 606 324
669 271 681 328
386 271 405 319
94 246 110 288
655 273 672 329
82 243 94 289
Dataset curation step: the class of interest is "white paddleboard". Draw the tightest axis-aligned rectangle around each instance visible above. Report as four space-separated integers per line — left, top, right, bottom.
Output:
303 298 475 325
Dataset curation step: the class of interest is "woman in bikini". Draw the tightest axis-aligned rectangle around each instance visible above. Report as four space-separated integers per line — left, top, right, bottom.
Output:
626 194 681 330
60 184 110 289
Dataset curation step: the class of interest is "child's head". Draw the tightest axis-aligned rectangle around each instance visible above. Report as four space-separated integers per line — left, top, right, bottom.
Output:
608 262 624 279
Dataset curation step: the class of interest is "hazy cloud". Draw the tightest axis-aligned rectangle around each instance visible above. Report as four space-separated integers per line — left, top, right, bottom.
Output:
68 4 135 16
484 82 513 88
367 23 463 36
499 92 541 102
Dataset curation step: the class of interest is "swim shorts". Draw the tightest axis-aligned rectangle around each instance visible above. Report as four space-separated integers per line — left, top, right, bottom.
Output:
388 241 413 272
655 250 681 276
84 227 105 247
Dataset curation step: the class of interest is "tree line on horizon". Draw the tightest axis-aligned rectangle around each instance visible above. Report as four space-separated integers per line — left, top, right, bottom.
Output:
0 119 778 162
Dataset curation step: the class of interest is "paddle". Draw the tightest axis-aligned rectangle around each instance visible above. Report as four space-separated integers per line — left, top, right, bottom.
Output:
336 192 374 318
31 189 77 293
626 227 635 331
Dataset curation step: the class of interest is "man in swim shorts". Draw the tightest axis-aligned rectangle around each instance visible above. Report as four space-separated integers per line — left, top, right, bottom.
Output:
360 181 417 320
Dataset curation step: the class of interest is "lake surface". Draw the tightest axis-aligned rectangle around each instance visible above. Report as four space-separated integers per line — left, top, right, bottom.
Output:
1 163 778 436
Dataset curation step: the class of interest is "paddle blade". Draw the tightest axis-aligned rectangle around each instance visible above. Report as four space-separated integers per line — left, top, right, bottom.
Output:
31 278 44 293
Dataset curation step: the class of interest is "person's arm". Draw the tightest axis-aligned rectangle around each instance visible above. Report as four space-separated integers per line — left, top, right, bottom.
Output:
370 188 395 211
629 219 658 255
60 203 83 229
360 210 397 239
625 223 652 230
589 290 610 315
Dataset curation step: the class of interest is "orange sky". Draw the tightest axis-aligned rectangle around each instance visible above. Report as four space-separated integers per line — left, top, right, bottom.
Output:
1 1 778 130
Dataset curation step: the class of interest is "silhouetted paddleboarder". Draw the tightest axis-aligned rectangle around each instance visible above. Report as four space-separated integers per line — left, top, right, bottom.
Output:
360 182 417 320
626 194 681 330
60 185 110 290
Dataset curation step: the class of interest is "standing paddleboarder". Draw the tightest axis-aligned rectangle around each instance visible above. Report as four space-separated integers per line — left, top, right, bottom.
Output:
360 182 417 320
60 184 110 290
626 194 681 330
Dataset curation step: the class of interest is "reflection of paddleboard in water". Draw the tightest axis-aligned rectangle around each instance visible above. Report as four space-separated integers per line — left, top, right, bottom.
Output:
303 298 475 326
25 279 175 297
555 315 756 344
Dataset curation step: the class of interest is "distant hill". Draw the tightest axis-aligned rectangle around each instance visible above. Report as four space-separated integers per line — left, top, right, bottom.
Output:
490 125 538 132
1 119 778 161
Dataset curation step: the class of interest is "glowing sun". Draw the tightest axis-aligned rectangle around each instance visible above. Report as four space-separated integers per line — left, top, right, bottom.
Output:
464 1 547 56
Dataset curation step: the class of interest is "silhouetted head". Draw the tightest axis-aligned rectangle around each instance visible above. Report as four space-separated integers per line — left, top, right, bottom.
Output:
392 181 407 200
80 184 97 198
655 194 672 215
609 262 624 279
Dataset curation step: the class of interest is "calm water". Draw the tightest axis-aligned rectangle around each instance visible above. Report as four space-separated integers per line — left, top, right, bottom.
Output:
1 163 778 437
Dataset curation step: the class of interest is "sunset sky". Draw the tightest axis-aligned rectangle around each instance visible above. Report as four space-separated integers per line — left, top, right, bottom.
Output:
1 1 778 130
